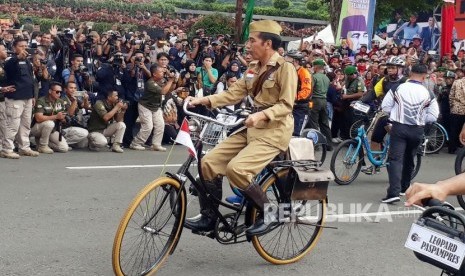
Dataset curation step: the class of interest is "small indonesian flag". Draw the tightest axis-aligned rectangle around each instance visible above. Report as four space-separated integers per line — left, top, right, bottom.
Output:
175 118 198 160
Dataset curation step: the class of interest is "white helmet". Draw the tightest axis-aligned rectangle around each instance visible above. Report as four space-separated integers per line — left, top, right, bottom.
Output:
386 56 405 67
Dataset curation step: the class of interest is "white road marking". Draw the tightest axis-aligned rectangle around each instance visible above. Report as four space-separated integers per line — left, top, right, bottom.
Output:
66 164 185 170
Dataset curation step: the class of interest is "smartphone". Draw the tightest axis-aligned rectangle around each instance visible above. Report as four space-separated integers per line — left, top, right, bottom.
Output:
75 91 86 98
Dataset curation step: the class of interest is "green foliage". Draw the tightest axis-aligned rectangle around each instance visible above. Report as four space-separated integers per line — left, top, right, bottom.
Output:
306 0 320 11
0 13 137 33
4 0 330 21
202 0 217 3
273 0 290 10
189 13 234 37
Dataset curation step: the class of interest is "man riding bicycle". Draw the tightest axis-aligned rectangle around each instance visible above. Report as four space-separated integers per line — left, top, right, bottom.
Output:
360 56 407 174
186 20 298 236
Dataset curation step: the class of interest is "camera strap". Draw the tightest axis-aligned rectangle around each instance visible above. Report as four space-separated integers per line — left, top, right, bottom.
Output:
252 64 280 97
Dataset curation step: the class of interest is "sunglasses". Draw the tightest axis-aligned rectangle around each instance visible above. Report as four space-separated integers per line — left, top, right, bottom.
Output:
51 90 62 94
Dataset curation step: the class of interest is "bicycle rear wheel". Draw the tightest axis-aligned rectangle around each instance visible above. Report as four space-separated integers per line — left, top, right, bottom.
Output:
250 169 326 265
112 177 186 276
330 139 364 185
410 153 422 180
424 123 446 154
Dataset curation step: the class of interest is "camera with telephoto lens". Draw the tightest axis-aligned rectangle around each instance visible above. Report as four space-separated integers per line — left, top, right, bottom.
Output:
84 35 93 48
108 33 120 46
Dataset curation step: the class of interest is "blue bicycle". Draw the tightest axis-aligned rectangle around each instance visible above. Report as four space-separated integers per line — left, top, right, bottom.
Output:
329 124 422 185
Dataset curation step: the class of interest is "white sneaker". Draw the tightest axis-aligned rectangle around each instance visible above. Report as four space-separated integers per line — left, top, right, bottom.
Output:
331 138 342 143
130 144 146 151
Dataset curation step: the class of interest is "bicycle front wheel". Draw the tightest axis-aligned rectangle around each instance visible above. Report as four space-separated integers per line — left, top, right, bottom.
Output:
455 149 465 209
330 139 364 185
349 119 365 139
112 177 186 276
251 169 326 264
424 123 446 154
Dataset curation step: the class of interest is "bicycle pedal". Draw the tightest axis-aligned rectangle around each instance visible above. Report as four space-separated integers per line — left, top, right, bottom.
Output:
191 229 216 239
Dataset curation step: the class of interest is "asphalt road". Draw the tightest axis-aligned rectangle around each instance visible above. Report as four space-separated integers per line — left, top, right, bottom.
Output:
0 146 460 276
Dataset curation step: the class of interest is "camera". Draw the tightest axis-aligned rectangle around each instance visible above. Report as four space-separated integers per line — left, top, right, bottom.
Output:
84 35 93 48
40 59 47 65
200 38 210 48
134 57 142 63
77 65 88 73
113 55 123 66
119 99 129 104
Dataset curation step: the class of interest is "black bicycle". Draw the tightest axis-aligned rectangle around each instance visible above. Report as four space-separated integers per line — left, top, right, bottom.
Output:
406 199 465 275
112 102 330 275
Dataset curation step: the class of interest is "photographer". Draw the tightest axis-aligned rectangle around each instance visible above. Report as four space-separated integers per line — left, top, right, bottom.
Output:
32 52 51 98
61 81 90 149
95 51 128 100
87 89 127 153
196 56 218 96
121 50 150 147
31 82 70 154
130 63 171 152
62 54 92 92
168 40 187 72
195 37 215 67
177 60 199 94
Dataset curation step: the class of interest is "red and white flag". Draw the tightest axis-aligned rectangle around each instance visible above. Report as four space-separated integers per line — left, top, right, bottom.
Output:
175 118 198 160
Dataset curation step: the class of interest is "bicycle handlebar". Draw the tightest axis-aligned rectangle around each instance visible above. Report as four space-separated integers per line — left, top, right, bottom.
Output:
183 100 246 127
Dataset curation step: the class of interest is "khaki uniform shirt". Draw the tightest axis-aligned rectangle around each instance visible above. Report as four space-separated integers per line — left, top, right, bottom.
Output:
87 100 114 132
207 52 297 151
34 96 68 116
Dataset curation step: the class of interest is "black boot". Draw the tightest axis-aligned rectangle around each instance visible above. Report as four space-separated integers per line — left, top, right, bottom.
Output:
242 184 278 236
184 177 223 232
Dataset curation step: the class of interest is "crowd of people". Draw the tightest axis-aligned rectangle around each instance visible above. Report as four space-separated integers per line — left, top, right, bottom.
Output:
0 10 463 161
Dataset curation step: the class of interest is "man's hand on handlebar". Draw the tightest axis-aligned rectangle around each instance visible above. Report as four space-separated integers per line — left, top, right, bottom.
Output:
405 182 449 207
185 96 210 108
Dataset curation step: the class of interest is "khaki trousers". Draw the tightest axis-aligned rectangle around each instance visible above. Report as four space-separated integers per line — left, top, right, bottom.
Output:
88 122 126 149
0 101 5 151
63 127 89 148
2 98 33 153
132 104 164 147
31 120 69 152
202 130 281 189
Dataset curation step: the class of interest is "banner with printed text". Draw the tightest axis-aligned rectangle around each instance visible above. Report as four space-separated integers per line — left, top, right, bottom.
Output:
335 0 377 52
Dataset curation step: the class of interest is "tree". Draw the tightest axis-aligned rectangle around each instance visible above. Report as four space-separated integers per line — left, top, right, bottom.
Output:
188 13 235 38
273 0 290 10
202 0 217 3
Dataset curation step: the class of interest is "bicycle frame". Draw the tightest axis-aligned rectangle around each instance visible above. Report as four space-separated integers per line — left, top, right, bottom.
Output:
350 125 389 167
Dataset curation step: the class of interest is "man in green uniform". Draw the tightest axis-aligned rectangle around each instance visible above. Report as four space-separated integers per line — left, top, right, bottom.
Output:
130 63 170 151
309 58 333 150
186 20 298 236
31 82 70 153
340 65 365 139
87 90 127 153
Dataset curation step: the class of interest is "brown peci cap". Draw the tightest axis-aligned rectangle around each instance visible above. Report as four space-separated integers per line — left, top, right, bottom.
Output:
249 20 282 36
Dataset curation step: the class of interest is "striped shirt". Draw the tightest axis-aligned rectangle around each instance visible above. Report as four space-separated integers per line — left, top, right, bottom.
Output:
381 80 439 126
